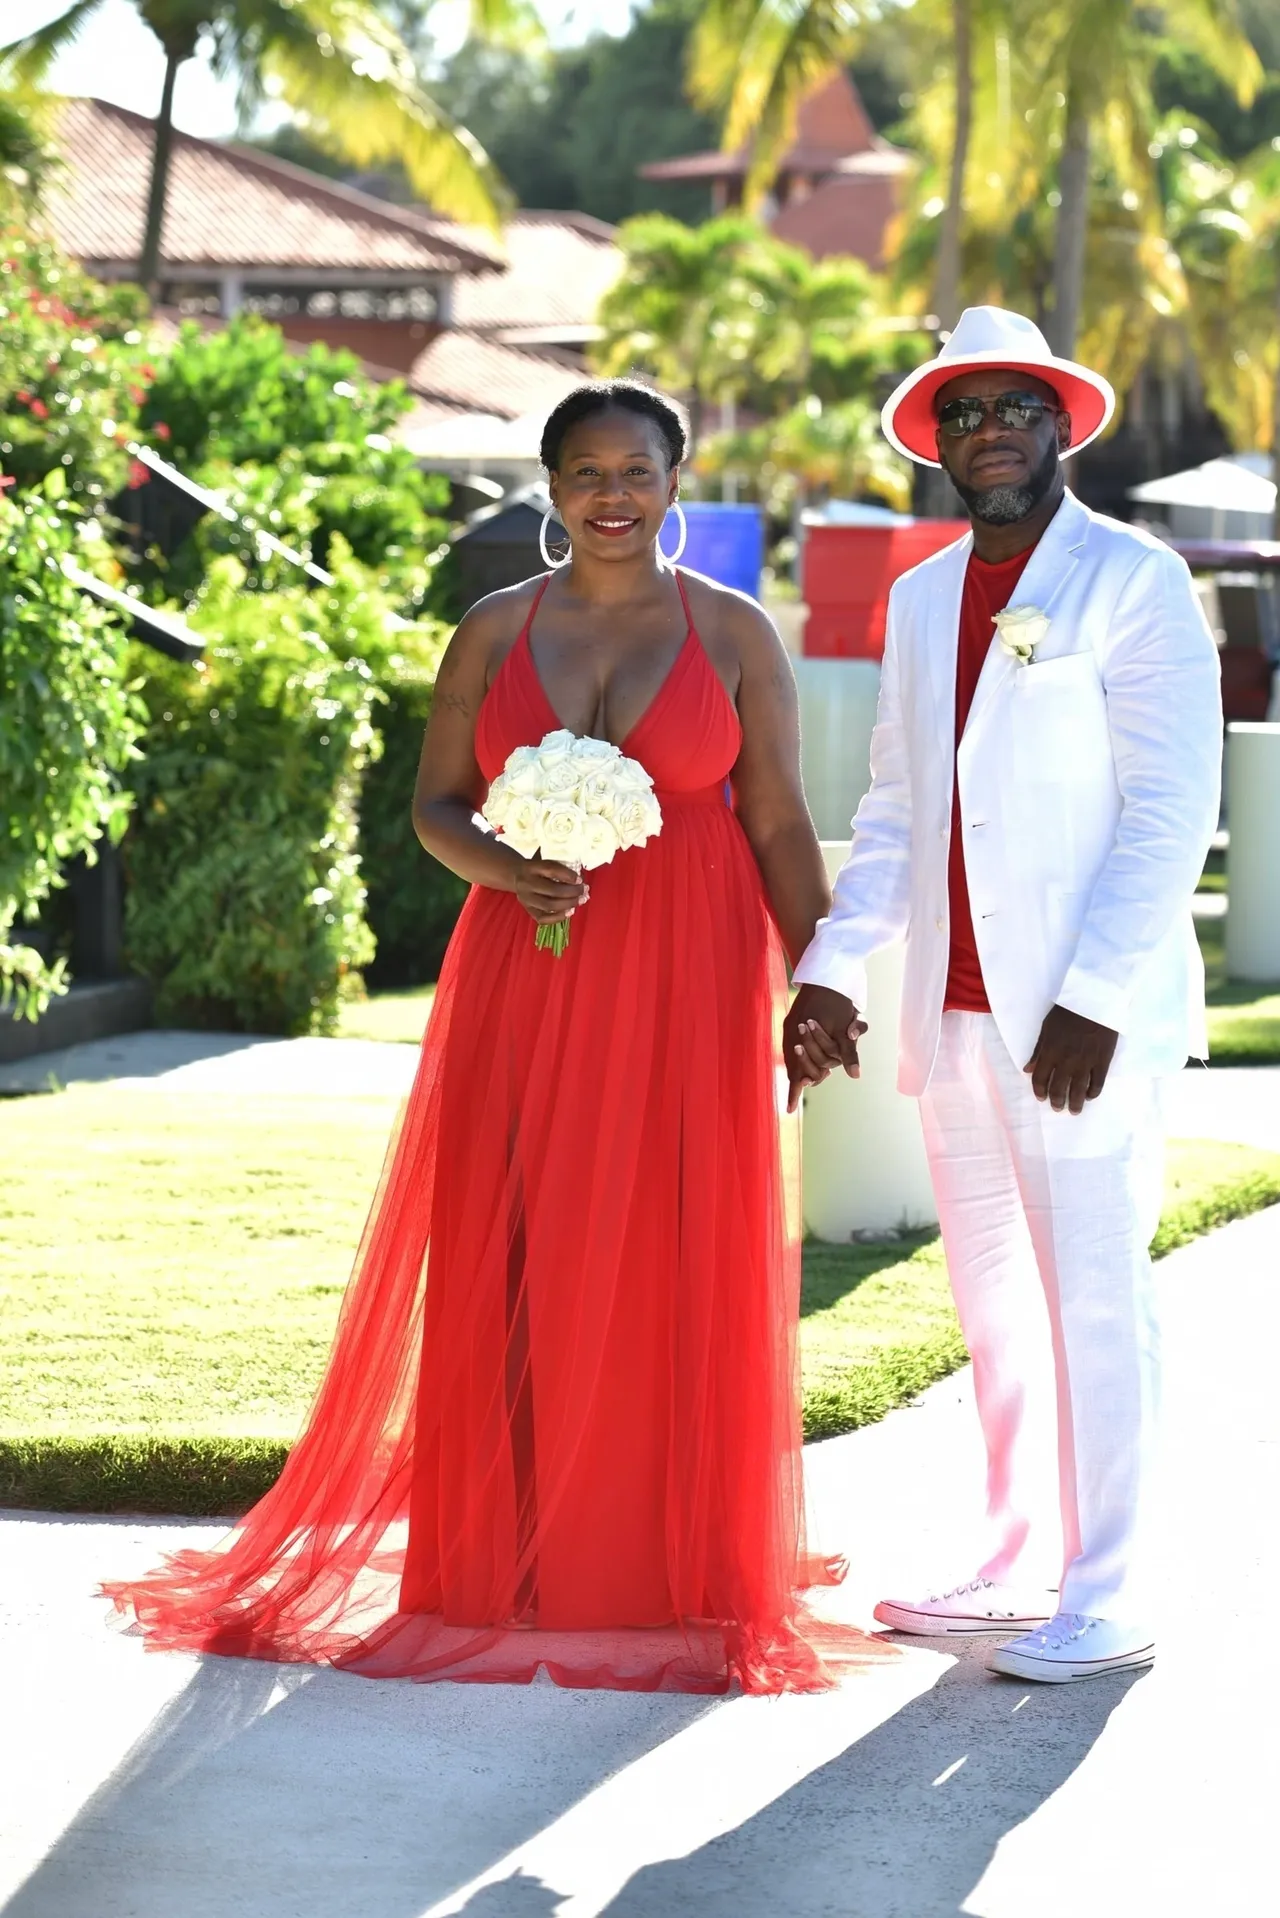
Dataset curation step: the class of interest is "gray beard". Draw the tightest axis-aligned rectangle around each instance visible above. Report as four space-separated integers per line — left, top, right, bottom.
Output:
948 442 1060 525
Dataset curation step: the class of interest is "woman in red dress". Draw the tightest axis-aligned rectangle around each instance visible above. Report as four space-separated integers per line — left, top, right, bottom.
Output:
106 381 879 1693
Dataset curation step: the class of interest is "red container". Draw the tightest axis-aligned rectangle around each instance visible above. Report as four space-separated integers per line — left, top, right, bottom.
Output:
802 520 968 658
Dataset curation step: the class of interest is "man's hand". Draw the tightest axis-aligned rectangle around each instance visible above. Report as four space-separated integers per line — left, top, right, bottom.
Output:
1024 1004 1119 1114
783 983 868 1114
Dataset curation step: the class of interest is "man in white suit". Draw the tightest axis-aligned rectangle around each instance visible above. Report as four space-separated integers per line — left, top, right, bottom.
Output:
786 307 1223 1682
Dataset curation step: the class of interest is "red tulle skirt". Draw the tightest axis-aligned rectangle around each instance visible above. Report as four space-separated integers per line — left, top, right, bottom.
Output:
104 592 890 1692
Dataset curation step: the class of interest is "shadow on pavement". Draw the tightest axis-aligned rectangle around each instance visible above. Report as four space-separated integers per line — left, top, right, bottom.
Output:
2 1653 712 1918
601 1649 1146 1918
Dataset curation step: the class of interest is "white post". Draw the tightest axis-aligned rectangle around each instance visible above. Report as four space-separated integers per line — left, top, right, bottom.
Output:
1225 722 1280 981
801 844 937 1240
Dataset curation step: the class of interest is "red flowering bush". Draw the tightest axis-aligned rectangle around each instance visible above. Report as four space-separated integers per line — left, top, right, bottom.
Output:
0 228 156 504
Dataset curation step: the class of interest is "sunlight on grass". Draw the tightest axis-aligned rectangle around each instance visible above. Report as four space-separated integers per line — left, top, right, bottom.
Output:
334 985 436 1045
1 1084 1277 1509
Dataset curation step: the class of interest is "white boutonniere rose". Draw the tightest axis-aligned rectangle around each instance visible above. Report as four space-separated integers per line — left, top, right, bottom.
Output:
993 605 1050 665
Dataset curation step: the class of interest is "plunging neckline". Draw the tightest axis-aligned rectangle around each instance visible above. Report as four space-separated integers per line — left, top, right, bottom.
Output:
519 572 698 755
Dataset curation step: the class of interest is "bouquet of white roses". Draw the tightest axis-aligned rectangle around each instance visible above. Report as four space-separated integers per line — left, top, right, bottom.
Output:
482 728 663 955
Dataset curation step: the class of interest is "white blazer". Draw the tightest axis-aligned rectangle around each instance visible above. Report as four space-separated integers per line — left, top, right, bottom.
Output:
793 491 1224 1095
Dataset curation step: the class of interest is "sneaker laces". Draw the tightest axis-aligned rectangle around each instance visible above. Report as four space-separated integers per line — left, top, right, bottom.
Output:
1028 1611 1098 1651
928 1577 995 1604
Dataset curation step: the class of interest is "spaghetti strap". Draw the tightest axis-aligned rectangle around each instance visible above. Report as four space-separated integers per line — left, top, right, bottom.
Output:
673 567 695 633
517 574 553 646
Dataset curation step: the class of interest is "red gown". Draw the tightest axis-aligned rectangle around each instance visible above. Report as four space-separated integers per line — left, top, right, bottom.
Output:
105 573 884 1692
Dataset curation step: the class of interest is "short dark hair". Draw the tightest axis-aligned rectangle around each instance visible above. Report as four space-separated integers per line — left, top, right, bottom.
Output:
540 380 688 472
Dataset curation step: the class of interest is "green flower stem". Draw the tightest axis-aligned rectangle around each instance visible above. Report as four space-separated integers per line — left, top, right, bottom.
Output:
535 919 572 957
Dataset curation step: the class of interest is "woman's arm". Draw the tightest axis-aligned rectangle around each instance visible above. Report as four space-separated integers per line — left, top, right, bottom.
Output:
724 598 831 968
412 598 586 927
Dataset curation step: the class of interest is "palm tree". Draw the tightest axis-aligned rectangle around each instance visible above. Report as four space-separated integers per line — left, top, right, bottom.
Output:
1176 132 1280 535
696 392 912 515
687 0 989 335
1 1 532 291
1032 0 1262 356
592 212 773 451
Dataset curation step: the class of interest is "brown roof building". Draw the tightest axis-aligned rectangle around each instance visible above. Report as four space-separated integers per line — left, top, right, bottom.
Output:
43 98 615 468
640 71 911 267
46 96 504 374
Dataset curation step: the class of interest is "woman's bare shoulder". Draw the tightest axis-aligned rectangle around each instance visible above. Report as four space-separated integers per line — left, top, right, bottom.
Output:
442 575 548 690
679 570 787 673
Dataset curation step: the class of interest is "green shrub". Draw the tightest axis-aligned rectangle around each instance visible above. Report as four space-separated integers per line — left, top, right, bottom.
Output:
0 226 153 506
0 488 139 1015
123 553 388 1034
132 316 451 614
359 651 469 988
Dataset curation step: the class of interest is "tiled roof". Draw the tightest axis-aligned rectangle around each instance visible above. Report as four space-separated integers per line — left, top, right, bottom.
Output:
45 97 503 277
407 329 586 419
641 71 906 182
769 171 904 267
450 211 621 333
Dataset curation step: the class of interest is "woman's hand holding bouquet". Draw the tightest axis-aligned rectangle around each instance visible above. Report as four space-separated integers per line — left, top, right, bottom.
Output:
483 730 663 954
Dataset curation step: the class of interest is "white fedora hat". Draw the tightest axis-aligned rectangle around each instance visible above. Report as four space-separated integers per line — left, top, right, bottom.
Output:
881 305 1116 468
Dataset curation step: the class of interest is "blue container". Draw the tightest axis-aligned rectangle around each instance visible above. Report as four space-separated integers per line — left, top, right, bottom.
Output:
663 501 764 600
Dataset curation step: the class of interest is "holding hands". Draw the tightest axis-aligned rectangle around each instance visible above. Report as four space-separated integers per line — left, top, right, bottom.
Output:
783 983 868 1114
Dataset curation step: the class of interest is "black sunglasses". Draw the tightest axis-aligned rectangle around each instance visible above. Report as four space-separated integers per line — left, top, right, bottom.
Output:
936 392 1059 437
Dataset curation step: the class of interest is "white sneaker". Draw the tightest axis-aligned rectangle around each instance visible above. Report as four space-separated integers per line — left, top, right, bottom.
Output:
873 1577 1053 1637
987 1612 1155 1682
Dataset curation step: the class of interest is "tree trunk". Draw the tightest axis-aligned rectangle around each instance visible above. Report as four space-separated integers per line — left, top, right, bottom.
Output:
920 0 973 519
138 49 184 296
931 0 973 336
1048 77 1091 360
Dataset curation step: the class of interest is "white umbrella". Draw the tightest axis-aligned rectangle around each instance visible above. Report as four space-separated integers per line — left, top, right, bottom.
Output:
1128 456 1276 514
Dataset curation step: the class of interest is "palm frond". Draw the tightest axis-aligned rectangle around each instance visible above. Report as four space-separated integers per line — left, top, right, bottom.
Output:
215 0 510 227
0 0 103 85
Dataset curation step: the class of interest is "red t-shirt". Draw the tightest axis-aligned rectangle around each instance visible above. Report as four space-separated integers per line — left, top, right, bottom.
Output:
943 544 1036 1012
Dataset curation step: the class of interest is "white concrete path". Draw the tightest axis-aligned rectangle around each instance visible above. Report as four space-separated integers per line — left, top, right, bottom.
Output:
3 1028 1277 1155
3 1200 1278 1918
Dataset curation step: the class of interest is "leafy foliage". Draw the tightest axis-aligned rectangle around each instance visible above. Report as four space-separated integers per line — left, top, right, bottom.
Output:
122 552 388 1035
133 317 451 611
597 212 920 506
0 227 153 506
358 654 468 990
0 489 139 1016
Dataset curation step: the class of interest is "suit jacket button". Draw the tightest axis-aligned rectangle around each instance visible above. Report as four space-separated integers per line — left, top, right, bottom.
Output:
935 916 945 930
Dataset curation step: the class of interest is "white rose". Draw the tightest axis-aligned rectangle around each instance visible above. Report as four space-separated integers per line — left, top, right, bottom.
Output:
614 790 663 850
578 770 619 819
505 745 544 795
993 605 1050 663
538 753 585 797
539 799 590 865
535 728 578 762
611 753 655 793
578 813 621 871
482 771 511 828
572 736 620 765
501 793 546 859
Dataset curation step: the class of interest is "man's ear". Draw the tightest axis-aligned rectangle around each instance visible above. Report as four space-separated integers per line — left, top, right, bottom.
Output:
1057 412 1072 451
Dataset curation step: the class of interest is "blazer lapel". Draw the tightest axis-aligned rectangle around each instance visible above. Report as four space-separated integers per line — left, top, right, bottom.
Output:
923 532 973 760
961 490 1090 745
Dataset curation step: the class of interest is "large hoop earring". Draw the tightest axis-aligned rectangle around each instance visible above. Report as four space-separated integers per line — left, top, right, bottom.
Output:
658 501 687 567
539 508 570 570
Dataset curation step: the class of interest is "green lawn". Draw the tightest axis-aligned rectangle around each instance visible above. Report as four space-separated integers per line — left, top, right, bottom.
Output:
334 984 435 1045
1198 916 1280 1066
2 1085 1277 1513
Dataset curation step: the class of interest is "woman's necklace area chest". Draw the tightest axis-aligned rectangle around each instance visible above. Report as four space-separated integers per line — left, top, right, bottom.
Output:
529 612 691 736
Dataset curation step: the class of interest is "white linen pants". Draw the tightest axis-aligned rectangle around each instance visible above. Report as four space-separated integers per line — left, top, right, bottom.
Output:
919 1012 1166 1625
